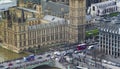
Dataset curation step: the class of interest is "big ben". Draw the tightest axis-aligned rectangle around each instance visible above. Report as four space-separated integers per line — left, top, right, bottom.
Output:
69 0 86 44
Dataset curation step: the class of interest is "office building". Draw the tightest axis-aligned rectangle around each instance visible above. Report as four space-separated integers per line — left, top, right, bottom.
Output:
99 15 120 57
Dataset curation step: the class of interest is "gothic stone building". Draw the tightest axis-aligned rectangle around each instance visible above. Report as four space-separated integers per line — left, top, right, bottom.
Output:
1 0 86 53
1 7 68 53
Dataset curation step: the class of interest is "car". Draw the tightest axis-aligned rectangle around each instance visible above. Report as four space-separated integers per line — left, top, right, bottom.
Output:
107 61 112 65
4 66 10 69
116 64 120 67
68 49 74 53
0 65 4 68
46 54 51 57
88 45 94 50
15 60 21 64
111 63 117 66
74 51 78 53
102 60 107 63
89 62 95 66
51 56 55 59
37 56 42 59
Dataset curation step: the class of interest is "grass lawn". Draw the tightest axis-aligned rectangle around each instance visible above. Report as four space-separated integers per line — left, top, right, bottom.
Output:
0 46 29 62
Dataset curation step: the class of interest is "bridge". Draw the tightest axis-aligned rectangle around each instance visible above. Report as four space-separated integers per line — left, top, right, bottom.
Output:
6 59 55 69
1 53 57 69
21 60 55 69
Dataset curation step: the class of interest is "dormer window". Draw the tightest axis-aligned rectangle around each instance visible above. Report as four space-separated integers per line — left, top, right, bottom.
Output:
52 18 55 21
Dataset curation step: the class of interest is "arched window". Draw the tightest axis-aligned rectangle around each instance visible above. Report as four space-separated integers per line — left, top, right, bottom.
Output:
93 6 95 11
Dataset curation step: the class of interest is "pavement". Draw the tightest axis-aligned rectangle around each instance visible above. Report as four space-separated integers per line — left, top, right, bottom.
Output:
85 51 120 69
105 55 120 64
102 63 120 69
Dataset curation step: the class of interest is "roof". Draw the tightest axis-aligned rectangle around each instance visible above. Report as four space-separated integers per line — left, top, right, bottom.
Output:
23 0 41 4
0 0 12 4
99 14 120 34
41 1 69 16
27 18 39 21
0 0 17 12
28 18 67 30
43 15 65 22
17 7 39 13
91 1 116 9
41 1 92 22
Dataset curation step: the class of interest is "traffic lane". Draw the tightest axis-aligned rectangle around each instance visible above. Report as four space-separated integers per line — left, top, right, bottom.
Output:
1 53 52 68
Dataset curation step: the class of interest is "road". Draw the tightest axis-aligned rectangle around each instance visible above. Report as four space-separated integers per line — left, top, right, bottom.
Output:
0 42 120 69
0 52 53 69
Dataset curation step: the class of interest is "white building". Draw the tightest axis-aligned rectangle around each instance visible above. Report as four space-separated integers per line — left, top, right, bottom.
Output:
88 0 120 16
99 15 120 57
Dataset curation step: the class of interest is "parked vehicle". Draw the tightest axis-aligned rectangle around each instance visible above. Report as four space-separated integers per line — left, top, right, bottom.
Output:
0 65 4 68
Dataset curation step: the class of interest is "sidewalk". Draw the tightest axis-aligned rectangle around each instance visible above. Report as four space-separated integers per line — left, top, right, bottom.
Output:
105 55 120 64
102 63 120 69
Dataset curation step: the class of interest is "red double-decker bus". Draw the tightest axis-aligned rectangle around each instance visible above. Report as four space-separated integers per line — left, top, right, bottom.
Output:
77 43 87 50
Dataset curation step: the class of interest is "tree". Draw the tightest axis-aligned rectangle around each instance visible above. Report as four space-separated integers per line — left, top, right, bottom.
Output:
86 29 99 40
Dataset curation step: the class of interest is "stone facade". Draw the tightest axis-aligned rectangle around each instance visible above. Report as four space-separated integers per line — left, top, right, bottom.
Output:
1 7 68 53
0 0 86 53
69 0 86 44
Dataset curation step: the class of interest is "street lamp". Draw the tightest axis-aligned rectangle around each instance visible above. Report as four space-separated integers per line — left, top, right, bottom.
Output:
34 47 37 55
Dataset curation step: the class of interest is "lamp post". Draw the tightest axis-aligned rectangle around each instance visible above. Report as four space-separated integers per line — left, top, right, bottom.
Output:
34 47 37 55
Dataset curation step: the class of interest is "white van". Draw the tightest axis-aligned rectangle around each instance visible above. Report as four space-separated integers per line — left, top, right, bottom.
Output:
15 60 21 64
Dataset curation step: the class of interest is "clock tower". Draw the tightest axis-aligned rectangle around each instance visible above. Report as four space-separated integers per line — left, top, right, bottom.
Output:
69 0 86 44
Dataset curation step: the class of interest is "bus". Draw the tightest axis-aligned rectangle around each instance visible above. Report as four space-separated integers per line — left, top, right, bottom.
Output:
77 43 87 50
23 54 35 62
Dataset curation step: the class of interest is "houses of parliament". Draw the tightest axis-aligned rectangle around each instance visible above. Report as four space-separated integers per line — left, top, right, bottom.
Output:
0 0 86 53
